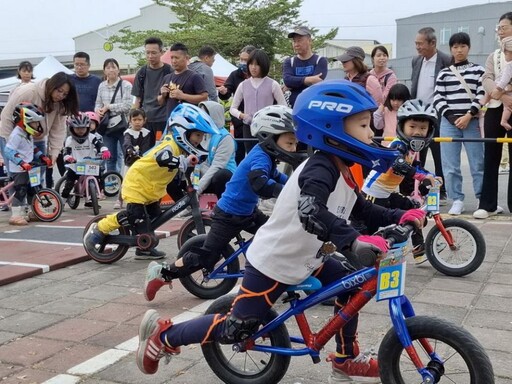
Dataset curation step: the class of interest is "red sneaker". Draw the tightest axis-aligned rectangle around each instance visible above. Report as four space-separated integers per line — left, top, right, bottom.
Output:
144 261 172 301
327 352 379 379
136 309 180 374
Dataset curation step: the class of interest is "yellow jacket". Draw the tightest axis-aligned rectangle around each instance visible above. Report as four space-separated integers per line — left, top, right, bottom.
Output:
121 135 182 204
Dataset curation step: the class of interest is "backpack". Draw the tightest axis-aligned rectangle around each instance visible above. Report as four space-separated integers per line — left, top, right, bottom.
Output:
137 63 172 107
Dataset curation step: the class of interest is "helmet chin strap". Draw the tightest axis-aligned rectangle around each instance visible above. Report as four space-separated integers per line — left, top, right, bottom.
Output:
409 139 426 152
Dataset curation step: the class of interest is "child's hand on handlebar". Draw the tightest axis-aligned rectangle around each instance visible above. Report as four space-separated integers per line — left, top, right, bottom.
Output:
64 155 76 163
187 155 199 167
101 150 111 160
40 155 52 167
399 208 426 229
351 235 389 263
20 162 32 171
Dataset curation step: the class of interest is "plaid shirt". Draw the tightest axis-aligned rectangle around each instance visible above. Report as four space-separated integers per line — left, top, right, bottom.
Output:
95 78 132 115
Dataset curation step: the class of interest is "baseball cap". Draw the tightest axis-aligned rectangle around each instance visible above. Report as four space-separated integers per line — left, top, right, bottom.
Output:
336 46 366 62
288 26 312 38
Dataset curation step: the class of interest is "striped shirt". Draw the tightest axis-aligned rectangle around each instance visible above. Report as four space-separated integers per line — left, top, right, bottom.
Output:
433 61 485 118
94 78 133 116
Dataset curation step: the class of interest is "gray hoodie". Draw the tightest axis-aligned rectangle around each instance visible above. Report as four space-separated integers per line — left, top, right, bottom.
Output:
189 58 219 102
197 101 236 194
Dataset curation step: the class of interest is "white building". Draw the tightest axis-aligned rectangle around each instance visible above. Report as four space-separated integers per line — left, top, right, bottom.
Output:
73 3 179 72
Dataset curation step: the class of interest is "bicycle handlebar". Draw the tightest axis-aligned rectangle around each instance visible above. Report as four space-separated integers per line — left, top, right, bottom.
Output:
327 223 417 268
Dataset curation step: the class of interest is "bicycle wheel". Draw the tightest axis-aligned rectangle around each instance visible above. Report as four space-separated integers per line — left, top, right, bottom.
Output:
425 218 486 277
88 179 99 215
83 215 129 264
176 215 213 248
102 171 122 197
378 316 494 383
202 294 291 384
55 176 80 209
31 189 63 222
177 234 240 299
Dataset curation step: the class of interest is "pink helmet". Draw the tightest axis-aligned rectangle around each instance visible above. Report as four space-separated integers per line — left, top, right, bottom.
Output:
84 111 100 124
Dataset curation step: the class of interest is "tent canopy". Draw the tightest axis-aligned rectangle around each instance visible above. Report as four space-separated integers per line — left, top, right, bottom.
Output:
0 55 73 94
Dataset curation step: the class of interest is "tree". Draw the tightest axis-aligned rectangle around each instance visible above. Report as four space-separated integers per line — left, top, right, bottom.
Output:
109 0 337 77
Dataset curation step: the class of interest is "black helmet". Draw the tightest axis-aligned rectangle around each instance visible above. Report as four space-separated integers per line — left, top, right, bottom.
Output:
250 105 302 167
396 99 438 152
67 113 91 144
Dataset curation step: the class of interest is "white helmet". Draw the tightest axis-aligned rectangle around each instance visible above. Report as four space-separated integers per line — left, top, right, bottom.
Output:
250 105 303 167
397 99 438 152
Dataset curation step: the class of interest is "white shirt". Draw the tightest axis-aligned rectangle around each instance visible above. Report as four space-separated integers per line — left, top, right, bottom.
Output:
416 53 438 104
246 159 357 285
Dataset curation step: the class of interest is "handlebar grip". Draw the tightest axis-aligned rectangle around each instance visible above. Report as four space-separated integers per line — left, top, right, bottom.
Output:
358 248 377 267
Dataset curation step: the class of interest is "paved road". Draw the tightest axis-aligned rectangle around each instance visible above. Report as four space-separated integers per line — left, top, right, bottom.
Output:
0 152 511 383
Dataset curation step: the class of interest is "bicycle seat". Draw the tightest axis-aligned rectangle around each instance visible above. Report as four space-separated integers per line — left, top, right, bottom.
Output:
286 276 322 292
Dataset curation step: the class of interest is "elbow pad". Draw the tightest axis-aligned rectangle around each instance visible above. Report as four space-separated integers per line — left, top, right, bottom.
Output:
297 194 328 241
155 147 181 171
391 157 414 178
248 169 275 198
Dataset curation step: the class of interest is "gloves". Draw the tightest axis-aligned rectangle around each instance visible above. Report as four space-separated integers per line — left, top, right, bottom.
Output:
40 155 52 167
64 155 76 163
101 150 111 160
20 162 32 171
399 208 426 226
351 235 389 254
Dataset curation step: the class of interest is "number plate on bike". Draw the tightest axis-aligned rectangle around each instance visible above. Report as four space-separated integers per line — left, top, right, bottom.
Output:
426 189 440 212
28 168 41 187
376 245 407 301
76 161 100 176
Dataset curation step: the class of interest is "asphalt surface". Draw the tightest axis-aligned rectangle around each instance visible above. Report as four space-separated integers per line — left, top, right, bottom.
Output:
0 153 511 383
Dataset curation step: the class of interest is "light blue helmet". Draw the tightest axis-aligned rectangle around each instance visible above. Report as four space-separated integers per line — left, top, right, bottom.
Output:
168 103 220 157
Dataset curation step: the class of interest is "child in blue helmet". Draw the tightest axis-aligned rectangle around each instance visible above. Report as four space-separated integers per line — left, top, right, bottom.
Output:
83 107 216 260
165 102 237 205
143 104 301 299
135 80 426 381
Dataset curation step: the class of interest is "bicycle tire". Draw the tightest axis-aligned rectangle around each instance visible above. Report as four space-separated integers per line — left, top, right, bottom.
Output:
378 315 494 383
88 179 99 215
83 214 129 264
176 215 213 248
55 176 80 210
102 171 123 197
177 234 240 299
202 294 291 384
425 218 486 277
31 189 63 222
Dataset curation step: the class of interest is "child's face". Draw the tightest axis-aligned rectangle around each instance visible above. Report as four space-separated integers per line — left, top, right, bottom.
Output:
344 111 373 144
18 68 32 83
28 121 42 138
276 132 298 152
249 62 262 78
390 99 405 112
188 131 205 147
450 43 469 63
74 127 88 137
90 121 97 132
403 119 430 138
130 115 145 130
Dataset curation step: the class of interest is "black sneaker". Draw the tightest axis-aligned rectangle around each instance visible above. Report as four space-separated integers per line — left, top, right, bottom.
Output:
84 201 102 209
135 248 167 260
439 192 448 206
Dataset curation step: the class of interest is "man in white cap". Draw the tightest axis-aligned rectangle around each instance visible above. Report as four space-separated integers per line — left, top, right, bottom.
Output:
282 26 328 108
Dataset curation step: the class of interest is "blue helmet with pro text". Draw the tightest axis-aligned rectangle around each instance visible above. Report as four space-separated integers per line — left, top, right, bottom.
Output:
292 80 400 172
168 103 220 157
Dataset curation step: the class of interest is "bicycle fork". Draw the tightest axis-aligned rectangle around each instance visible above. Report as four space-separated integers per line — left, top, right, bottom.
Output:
389 296 443 383
432 214 456 251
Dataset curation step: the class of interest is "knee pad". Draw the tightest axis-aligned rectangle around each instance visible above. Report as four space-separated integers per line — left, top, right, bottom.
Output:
218 314 260 344
14 184 28 201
